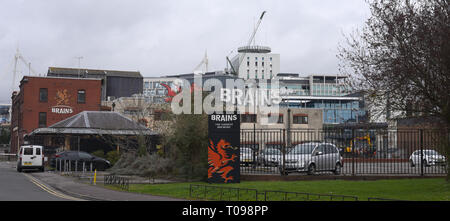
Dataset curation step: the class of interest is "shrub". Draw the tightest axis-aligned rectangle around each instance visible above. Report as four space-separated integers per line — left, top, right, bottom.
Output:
109 151 175 178
91 150 105 158
106 150 120 166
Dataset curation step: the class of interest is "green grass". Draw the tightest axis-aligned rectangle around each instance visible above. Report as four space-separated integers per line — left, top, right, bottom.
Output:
109 178 450 201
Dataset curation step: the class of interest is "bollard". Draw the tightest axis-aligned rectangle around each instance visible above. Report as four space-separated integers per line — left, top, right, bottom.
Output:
93 169 97 185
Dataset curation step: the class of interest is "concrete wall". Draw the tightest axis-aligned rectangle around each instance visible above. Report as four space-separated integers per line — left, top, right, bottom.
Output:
240 108 323 130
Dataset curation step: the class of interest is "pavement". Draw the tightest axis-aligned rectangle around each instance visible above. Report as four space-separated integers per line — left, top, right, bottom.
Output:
27 168 185 201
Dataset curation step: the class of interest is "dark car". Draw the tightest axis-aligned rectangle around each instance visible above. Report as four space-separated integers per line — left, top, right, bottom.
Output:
50 151 111 171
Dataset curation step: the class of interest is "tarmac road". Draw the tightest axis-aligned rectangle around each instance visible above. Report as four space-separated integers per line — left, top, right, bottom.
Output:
0 161 183 201
0 161 77 201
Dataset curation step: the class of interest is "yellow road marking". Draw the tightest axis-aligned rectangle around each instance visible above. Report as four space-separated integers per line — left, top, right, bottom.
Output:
23 173 85 201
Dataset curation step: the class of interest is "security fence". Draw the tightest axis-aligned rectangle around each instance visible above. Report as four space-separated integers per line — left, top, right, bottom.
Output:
240 128 449 176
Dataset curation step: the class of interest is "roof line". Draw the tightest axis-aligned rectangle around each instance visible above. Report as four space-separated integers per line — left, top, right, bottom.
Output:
66 113 83 127
83 112 91 128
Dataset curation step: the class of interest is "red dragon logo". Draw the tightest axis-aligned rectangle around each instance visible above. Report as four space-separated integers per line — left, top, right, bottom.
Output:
160 83 201 103
208 139 237 183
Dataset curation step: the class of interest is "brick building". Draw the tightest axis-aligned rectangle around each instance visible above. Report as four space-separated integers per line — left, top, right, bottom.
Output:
10 76 102 154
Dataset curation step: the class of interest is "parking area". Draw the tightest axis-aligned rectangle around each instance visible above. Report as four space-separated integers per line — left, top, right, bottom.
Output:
241 161 447 176
240 128 448 176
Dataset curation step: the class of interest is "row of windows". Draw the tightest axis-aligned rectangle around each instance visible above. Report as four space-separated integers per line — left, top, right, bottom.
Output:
39 88 86 104
247 61 273 68
248 57 273 61
240 114 308 125
143 81 173 89
246 70 274 79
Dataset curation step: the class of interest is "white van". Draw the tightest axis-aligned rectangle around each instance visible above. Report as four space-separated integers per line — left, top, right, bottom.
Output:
17 145 44 172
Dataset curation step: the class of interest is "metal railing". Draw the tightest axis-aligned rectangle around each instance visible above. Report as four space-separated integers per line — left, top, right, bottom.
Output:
189 184 406 201
189 184 358 201
240 128 449 176
104 174 130 191
0 153 17 162
55 158 94 174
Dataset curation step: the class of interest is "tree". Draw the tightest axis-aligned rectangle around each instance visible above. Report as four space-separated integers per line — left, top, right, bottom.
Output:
338 0 450 179
338 0 450 125
0 127 10 144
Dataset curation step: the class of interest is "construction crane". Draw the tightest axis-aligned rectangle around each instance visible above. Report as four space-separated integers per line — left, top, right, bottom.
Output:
227 11 267 76
193 50 209 74
12 48 37 91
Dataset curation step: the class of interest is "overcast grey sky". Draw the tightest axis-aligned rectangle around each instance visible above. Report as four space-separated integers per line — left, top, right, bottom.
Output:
0 0 370 103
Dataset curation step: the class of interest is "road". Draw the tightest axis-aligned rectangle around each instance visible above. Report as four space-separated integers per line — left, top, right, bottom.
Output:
0 161 80 201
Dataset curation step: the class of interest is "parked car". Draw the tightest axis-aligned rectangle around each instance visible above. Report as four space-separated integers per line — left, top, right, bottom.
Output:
257 148 281 167
17 145 44 172
50 151 111 171
279 142 343 175
240 147 256 166
409 149 446 167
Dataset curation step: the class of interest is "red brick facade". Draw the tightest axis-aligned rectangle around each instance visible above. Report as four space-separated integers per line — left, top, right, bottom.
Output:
10 76 102 153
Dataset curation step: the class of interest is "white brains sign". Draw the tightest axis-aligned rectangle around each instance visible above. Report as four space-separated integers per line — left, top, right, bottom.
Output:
51 89 74 114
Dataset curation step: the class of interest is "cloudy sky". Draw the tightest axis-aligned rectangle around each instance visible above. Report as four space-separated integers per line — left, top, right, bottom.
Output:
0 0 370 103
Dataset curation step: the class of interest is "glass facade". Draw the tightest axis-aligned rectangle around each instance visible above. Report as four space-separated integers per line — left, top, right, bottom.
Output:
278 74 366 124
143 79 175 103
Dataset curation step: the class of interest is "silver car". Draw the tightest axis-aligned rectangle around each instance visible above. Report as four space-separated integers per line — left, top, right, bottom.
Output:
240 147 255 166
409 149 446 167
279 142 343 175
257 148 281 167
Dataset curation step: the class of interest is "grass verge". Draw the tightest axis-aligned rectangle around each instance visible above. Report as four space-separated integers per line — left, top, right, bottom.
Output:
106 178 450 201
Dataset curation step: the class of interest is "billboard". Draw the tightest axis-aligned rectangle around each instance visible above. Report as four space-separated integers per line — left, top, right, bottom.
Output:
207 113 240 183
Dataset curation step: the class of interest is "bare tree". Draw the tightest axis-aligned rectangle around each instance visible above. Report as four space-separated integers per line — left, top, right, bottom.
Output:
338 0 450 125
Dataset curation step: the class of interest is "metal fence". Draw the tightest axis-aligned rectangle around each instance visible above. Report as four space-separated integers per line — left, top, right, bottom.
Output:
189 184 404 201
104 174 130 191
240 128 449 176
0 153 16 162
54 158 94 173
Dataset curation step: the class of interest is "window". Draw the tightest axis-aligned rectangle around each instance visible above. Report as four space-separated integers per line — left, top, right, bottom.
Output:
78 152 92 159
315 145 325 154
38 112 47 128
35 148 41 155
241 114 257 123
24 148 33 155
327 145 338 153
255 62 258 66
77 90 86 103
293 115 308 124
39 88 48 102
